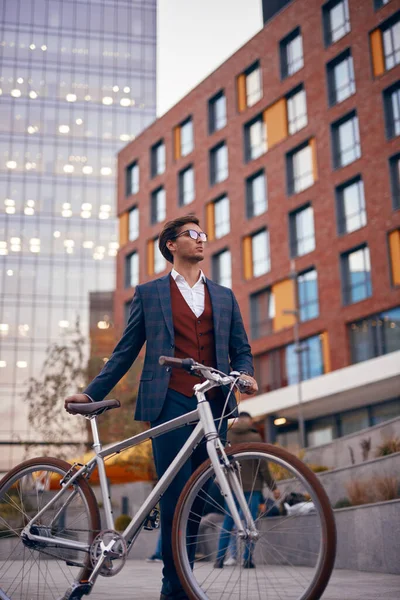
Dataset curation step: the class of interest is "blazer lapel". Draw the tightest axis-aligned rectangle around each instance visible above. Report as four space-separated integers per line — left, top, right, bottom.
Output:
156 274 174 341
205 278 221 333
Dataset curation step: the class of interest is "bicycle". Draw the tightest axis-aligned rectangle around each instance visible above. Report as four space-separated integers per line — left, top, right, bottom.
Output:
0 356 336 600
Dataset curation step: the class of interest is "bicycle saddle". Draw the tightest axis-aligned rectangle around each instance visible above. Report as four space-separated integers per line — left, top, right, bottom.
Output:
66 399 121 416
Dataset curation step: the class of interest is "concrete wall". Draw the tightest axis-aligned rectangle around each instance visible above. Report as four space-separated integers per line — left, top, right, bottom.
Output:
278 451 400 506
304 416 400 469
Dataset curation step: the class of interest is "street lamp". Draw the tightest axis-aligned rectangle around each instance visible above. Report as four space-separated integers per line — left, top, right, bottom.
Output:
283 260 307 450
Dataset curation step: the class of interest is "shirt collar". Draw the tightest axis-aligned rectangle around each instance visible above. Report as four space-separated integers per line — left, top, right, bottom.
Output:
171 268 206 285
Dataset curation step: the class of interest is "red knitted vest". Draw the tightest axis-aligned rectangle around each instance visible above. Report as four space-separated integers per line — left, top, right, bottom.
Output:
168 276 218 398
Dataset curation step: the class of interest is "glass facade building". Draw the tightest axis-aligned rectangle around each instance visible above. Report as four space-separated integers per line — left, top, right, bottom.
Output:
0 0 156 469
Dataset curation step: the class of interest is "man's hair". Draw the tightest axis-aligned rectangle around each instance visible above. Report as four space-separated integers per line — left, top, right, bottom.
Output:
159 214 200 264
238 411 252 419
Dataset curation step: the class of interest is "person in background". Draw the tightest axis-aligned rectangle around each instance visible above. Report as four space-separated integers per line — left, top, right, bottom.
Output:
214 411 280 569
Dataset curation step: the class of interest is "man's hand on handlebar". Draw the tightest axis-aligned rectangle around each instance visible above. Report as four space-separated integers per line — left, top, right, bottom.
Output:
237 374 258 395
64 393 91 414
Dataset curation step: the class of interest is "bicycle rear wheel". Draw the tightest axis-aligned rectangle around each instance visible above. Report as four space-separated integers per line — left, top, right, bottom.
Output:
0 457 100 600
172 442 336 600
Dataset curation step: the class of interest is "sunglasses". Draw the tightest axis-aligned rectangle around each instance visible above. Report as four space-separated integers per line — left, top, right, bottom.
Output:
171 229 208 242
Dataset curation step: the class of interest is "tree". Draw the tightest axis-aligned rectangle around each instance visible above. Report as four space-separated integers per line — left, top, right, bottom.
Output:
23 318 89 459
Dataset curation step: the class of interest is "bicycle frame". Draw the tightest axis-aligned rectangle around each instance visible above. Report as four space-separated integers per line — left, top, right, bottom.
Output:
22 379 256 582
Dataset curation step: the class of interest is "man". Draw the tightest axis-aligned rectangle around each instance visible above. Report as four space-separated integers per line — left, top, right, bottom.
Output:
64 214 258 600
214 411 280 569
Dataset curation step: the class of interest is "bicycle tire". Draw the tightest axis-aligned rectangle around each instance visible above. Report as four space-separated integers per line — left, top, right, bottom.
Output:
0 457 101 599
172 442 336 600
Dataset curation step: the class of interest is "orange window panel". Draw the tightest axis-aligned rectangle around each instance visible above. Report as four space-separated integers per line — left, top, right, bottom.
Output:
272 278 295 332
206 203 215 242
320 332 331 374
147 239 155 276
264 98 288 149
119 212 128 246
237 73 247 112
370 29 385 77
389 229 400 285
242 236 253 280
310 138 318 183
174 126 181 161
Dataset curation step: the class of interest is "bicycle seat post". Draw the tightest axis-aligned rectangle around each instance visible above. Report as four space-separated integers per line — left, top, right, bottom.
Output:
89 416 115 531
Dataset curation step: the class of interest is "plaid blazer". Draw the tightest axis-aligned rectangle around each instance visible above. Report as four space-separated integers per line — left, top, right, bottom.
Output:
84 273 254 422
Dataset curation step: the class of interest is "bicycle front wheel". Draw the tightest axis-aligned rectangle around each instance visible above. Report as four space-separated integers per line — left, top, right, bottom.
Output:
173 442 336 600
0 457 101 600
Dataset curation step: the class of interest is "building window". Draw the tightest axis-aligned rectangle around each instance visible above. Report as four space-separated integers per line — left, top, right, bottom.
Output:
327 49 355 106
125 252 139 288
289 205 316 257
250 288 275 339
287 141 315 194
150 187 166 224
280 27 304 79
245 62 262 107
210 142 228 185
336 176 366 234
214 196 230 239
128 206 139 241
383 82 400 139
178 117 193 157
341 245 372 305
212 249 232 288
349 305 400 364
126 161 139 196
246 170 267 218
151 140 165 177
286 334 324 385
178 165 195 206
209 91 226 133
323 0 351 46
297 269 319 322
331 111 361 168
252 229 270 277
287 86 308 135
374 0 391 8
390 153 400 210
154 239 166 274
244 115 267 162
382 14 400 71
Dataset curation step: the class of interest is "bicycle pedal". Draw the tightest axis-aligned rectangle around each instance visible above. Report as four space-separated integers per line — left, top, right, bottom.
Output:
143 508 160 530
60 582 92 600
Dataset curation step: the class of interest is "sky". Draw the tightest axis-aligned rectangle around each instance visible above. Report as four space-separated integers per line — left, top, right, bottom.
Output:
156 0 263 116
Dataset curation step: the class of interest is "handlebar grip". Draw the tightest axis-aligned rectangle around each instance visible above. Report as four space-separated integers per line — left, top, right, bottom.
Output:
159 356 196 371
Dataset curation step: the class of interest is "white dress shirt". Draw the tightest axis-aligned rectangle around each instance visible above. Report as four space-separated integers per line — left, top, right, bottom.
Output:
171 268 206 318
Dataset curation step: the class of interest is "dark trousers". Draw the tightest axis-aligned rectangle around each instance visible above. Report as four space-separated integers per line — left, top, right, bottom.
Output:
151 388 226 597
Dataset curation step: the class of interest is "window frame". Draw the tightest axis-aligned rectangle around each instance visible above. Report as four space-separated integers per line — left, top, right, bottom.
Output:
250 287 275 340
322 0 351 47
246 169 267 218
331 110 361 169
180 117 194 157
251 228 271 277
150 186 166 225
245 61 262 107
244 114 267 162
126 161 139 196
341 244 372 305
326 48 355 106
381 12 400 71
209 142 229 185
289 203 316 258
286 84 308 135
150 140 165 178
208 90 227 134
389 153 400 210
297 268 319 322
336 175 367 235
279 27 304 80
128 205 139 241
212 248 232 288
286 140 314 195
178 164 195 206
125 251 139 288
383 81 400 139
213 195 230 239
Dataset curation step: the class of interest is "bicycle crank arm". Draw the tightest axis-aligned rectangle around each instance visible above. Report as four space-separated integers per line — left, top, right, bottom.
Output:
60 581 93 600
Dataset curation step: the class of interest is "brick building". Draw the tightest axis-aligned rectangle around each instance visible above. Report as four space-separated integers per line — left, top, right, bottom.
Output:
115 0 400 449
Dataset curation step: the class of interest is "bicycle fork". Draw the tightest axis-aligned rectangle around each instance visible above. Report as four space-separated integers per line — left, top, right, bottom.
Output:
198 398 259 543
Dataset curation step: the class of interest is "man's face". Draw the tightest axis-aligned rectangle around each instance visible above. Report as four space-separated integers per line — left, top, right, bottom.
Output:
169 222 206 264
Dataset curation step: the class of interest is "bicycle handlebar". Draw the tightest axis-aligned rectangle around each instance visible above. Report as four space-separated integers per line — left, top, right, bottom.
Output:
158 356 196 371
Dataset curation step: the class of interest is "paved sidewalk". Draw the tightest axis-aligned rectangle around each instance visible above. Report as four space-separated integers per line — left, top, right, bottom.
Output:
91 560 400 599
